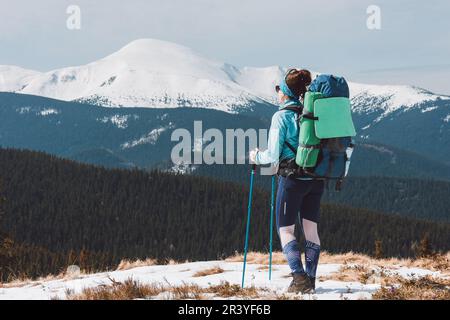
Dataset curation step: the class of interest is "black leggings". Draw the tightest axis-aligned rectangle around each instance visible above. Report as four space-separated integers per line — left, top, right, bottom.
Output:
276 176 325 229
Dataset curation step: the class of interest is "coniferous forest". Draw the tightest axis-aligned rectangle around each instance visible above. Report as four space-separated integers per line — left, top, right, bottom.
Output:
193 164 450 222
1 147 450 282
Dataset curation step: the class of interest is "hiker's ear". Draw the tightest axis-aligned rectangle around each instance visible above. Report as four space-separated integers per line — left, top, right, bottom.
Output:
278 90 288 102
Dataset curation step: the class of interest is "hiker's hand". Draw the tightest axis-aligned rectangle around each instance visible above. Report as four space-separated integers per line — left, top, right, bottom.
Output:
249 148 259 163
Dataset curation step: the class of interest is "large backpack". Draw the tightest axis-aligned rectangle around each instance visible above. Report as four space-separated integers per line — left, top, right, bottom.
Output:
281 75 356 191
308 74 350 98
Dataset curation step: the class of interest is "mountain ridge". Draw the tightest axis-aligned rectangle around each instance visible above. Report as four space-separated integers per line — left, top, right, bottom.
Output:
1 38 448 117
1 91 449 178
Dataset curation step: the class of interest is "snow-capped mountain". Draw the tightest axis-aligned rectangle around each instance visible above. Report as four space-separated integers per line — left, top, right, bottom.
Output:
0 65 40 92
1 39 449 166
2 38 448 116
349 83 449 121
6 39 276 112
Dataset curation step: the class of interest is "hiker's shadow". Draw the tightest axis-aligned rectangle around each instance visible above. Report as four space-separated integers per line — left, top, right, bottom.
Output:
313 284 378 295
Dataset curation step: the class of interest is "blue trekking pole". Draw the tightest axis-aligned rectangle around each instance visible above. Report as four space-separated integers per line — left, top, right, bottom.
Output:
242 164 256 288
269 174 276 280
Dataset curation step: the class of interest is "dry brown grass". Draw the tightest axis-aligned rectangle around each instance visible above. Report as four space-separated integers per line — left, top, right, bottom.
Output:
225 251 286 265
272 293 304 300
67 277 166 300
192 266 225 277
0 268 87 289
257 265 279 271
116 258 158 271
404 253 450 274
169 282 205 299
320 263 408 286
66 278 265 300
205 281 261 298
116 258 190 270
320 264 373 283
226 251 450 274
75 273 450 300
373 275 450 300
320 251 450 274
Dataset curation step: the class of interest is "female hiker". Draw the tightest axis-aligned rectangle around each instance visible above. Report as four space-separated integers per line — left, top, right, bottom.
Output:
249 69 323 294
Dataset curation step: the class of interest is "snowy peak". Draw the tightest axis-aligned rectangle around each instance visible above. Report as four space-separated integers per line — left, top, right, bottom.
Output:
230 65 286 105
107 39 221 70
17 39 264 111
0 65 41 92
349 82 449 115
1 38 449 115
102 39 230 82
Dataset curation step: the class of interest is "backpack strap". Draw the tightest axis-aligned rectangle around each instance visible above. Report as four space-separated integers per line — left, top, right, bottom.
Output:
285 141 297 154
301 112 319 121
280 105 303 157
282 105 303 116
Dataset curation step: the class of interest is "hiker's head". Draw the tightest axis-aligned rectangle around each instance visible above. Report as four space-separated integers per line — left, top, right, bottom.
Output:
276 69 312 103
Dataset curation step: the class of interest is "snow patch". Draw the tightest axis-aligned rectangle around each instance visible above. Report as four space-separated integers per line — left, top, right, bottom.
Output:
169 162 197 175
98 114 139 129
363 144 397 164
444 115 450 123
421 106 438 113
38 108 60 116
16 106 32 114
157 113 169 121
121 123 174 149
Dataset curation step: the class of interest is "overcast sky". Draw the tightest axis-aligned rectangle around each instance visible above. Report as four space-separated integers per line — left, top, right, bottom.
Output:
1 0 449 94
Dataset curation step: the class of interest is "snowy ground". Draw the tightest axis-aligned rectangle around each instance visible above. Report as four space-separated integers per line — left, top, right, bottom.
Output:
0 259 446 300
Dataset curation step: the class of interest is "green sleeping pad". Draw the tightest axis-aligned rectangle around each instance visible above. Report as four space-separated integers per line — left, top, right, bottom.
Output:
314 98 356 139
296 92 322 168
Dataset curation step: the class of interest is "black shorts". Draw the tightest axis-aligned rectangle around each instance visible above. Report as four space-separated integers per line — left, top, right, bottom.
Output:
275 176 325 228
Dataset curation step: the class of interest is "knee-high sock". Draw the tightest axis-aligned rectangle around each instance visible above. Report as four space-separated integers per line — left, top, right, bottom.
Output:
283 240 305 274
305 240 320 278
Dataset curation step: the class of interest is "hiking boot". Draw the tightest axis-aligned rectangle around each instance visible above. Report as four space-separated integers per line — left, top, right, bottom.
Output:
309 276 316 292
287 272 314 294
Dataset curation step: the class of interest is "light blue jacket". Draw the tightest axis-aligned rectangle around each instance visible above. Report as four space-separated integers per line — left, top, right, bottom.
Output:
255 100 301 165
